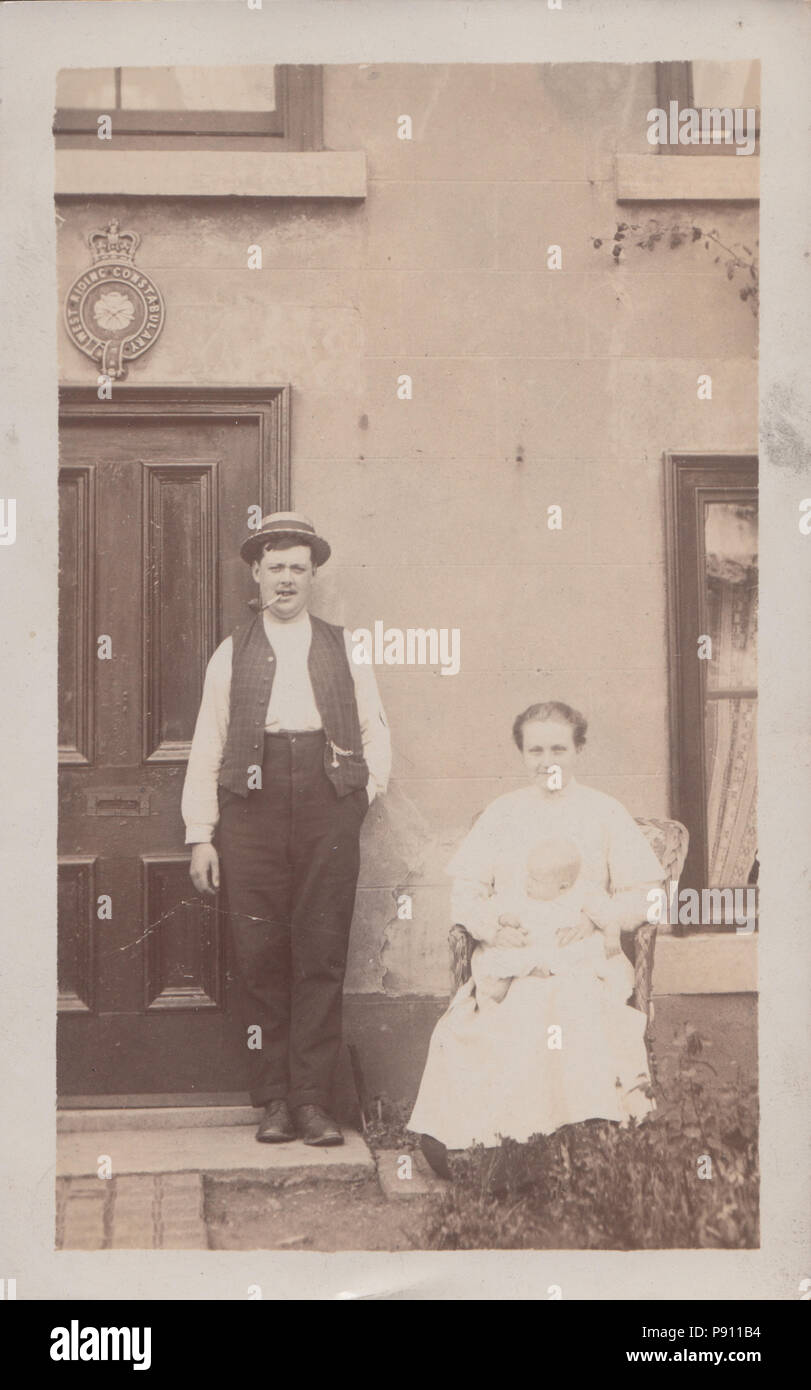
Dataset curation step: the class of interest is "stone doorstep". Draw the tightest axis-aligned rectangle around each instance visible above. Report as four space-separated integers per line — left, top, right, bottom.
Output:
56 1112 445 1217
58 1105 263 1133
57 1123 376 1183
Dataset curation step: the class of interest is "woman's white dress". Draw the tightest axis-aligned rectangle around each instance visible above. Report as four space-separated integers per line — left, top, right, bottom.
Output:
408 778 665 1149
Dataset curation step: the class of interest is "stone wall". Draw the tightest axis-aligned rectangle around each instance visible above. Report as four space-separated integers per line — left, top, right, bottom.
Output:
56 63 759 1010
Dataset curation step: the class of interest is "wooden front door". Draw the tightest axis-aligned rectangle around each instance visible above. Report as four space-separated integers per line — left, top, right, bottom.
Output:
57 387 289 1101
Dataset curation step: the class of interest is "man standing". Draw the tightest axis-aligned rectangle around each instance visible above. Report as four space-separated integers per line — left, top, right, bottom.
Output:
182 512 390 1145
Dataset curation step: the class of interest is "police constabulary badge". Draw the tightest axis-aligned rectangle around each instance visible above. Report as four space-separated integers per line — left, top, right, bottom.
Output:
64 221 165 379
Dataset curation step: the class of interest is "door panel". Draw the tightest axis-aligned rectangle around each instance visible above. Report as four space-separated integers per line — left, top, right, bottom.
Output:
142 856 224 1012
143 461 217 760
58 467 95 763
57 857 97 1013
57 389 288 1099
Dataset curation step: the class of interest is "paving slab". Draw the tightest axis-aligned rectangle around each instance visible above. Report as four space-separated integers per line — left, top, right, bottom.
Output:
58 1172 209 1251
59 1187 109 1251
375 1148 449 1199
57 1124 375 1182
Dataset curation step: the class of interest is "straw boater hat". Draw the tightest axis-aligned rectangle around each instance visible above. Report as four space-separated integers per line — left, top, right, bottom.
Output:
240 511 331 567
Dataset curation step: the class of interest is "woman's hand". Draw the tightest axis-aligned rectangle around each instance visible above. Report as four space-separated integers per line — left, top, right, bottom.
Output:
555 911 596 948
580 886 624 956
494 914 529 948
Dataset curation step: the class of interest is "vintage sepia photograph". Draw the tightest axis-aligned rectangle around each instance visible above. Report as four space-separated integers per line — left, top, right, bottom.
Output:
51 56 764 1256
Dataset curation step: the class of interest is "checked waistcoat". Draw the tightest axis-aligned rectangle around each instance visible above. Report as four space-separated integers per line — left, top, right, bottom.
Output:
217 610 368 798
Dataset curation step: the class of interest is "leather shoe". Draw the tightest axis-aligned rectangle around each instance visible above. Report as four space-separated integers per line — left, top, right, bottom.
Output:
256 1099 295 1143
293 1104 344 1146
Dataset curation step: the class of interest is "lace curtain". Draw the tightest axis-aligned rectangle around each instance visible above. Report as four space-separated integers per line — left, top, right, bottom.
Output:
703 503 758 887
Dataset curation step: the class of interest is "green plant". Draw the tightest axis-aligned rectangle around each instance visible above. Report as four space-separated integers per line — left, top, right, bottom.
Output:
592 219 759 317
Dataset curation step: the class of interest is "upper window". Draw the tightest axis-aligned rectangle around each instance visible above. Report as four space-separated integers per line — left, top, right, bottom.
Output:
655 60 760 155
54 65 322 151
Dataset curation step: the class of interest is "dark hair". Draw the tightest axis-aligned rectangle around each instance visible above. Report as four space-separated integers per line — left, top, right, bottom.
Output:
512 701 588 751
260 535 317 565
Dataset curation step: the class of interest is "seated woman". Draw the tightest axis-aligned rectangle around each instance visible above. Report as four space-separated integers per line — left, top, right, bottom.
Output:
409 700 666 1169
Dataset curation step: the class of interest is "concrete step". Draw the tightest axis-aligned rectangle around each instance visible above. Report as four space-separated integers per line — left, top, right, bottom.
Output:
58 1105 261 1132
57 1123 375 1184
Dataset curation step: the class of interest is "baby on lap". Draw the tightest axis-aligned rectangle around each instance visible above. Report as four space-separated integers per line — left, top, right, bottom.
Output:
471 837 632 1005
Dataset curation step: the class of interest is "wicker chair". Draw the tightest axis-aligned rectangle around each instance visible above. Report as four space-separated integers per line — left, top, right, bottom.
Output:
448 816 689 1053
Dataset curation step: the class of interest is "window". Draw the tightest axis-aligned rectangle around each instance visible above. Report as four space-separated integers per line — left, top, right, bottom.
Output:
655 61 761 155
665 455 758 926
54 65 322 151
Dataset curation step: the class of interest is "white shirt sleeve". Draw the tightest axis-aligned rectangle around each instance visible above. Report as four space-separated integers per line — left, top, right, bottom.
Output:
343 629 391 803
180 637 233 845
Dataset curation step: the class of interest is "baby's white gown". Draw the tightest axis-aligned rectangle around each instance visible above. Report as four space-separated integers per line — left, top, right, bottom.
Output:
470 885 634 1001
409 780 664 1149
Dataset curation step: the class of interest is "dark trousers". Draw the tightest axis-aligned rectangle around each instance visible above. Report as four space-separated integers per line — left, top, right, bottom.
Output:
217 730 367 1109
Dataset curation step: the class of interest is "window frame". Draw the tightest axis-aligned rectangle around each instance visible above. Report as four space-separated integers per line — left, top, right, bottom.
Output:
664 452 758 915
655 61 760 156
53 65 322 152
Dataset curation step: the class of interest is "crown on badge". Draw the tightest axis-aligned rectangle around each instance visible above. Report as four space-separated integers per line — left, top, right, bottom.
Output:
87 220 141 265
